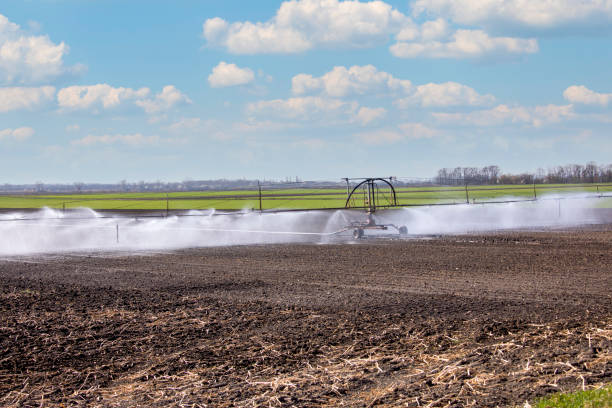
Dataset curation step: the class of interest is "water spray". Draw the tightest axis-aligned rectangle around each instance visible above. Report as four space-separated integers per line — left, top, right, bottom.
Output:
0 191 608 255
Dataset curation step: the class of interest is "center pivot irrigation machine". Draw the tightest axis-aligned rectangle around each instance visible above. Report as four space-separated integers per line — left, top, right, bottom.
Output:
2 176 610 246
340 177 408 239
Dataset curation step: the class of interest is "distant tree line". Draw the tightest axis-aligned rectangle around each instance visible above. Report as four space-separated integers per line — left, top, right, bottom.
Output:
435 162 612 185
3 163 611 194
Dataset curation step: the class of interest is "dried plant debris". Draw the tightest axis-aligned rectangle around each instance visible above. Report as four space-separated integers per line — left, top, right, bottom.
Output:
0 229 611 407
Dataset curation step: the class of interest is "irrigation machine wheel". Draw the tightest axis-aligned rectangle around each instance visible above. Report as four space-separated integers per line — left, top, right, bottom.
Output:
398 225 408 235
353 228 364 239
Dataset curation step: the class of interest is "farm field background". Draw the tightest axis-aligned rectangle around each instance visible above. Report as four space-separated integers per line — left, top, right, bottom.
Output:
1 183 611 212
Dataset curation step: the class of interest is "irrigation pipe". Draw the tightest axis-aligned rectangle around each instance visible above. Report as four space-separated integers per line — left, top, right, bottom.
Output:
0 222 343 236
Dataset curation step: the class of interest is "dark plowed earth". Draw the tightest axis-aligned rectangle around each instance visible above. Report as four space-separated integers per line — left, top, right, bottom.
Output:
0 228 611 407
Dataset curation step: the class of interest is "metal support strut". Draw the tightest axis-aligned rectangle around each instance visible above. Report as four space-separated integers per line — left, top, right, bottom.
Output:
342 177 406 239
344 177 398 213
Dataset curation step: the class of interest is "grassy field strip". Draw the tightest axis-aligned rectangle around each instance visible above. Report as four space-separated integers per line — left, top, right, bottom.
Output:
0 184 610 211
0 196 608 210
529 384 611 408
0 188 346 200
3 183 611 200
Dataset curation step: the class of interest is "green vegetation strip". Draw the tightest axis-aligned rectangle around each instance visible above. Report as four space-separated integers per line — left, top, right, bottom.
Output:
0 183 610 211
531 385 611 408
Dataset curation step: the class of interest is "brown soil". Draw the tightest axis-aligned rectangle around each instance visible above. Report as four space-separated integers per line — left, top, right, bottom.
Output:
0 228 611 407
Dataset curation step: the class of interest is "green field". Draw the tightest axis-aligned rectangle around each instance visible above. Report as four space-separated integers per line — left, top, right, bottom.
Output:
531 384 611 408
1 183 611 211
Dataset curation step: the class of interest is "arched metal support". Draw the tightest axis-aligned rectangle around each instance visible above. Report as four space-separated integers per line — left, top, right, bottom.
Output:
344 177 397 213
340 177 407 239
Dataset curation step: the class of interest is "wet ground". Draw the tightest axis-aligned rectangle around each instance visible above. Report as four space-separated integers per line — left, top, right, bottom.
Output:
0 226 611 407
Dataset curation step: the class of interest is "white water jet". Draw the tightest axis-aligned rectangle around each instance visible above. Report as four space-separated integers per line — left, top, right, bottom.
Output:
0 208 345 255
379 194 607 235
0 194 608 255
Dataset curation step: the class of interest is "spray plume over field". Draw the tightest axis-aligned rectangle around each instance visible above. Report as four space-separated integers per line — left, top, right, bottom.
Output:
0 195 607 255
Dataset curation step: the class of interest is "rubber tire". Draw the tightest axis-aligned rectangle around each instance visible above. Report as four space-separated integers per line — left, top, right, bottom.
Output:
353 228 364 239
398 226 408 235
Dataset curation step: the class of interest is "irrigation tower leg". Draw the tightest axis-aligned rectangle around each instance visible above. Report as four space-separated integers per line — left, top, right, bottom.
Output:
258 182 263 213
343 178 350 201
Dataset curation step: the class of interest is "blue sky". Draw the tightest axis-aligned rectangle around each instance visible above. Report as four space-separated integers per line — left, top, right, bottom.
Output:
1 0 611 183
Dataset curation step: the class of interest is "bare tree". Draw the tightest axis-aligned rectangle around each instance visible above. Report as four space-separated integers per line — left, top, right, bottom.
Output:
435 162 611 185
74 182 84 193
119 180 128 192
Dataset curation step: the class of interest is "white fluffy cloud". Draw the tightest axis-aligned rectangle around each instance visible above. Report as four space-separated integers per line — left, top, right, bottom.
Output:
248 95 388 127
419 18 451 40
0 126 34 141
203 0 408 54
202 0 550 59
71 133 161 146
57 84 150 110
247 96 359 122
355 106 386 125
0 86 55 112
208 62 255 88
0 14 82 84
563 85 612 106
412 0 612 31
134 85 191 114
292 65 412 97
292 65 493 107
398 122 438 138
433 104 574 127
390 29 538 59
57 84 189 114
395 81 495 107
396 17 449 41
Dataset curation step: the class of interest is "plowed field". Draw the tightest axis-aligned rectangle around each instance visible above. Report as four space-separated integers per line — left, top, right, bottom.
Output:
1 227 611 407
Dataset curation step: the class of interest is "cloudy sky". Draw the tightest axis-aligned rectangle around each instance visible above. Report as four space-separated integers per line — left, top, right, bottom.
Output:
1 0 611 183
